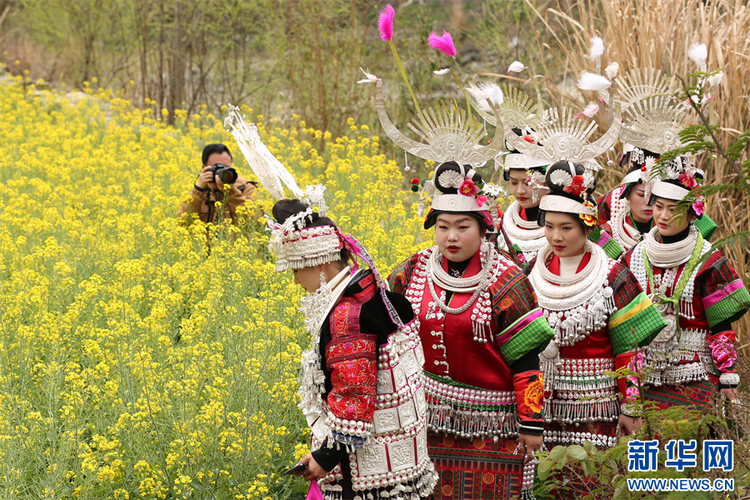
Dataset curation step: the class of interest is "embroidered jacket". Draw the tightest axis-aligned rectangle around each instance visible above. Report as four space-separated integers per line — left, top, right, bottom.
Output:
308 270 437 499
529 250 666 446
389 247 555 439
624 238 750 391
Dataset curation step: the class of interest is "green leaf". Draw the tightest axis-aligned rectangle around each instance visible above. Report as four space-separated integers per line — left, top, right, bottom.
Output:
549 445 567 461
567 444 587 461
537 458 553 480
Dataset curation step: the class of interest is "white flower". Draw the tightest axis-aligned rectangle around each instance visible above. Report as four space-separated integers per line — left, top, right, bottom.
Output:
433 68 451 76
707 70 723 87
483 183 505 197
357 67 379 84
437 170 465 189
589 37 604 61
507 61 526 74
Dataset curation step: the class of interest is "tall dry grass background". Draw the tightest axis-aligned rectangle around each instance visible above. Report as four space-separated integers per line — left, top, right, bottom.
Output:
521 0 750 350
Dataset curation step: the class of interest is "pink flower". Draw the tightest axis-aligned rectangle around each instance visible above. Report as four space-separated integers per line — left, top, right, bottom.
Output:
428 30 457 57
692 198 705 216
476 194 487 207
378 5 395 42
459 179 480 196
625 385 639 402
679 172 698 189
709 334 737 371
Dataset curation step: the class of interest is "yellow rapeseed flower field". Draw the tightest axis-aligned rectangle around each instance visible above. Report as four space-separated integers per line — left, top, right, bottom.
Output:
0 73 436 499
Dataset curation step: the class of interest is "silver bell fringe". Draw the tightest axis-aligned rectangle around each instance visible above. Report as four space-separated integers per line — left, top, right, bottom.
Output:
642 328 712 385
544 429 618 449
337 465 439 500
424 375 519 439
544 396 620 425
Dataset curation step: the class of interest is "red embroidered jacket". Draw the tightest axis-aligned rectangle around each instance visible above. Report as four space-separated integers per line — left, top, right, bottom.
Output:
389 247 554 436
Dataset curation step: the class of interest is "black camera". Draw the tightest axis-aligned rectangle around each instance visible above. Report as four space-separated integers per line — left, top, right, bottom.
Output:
210 163 238 184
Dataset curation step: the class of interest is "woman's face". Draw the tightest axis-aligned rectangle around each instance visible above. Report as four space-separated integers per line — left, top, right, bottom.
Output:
544 212 589 258
626 185 653 224
292 264 324 292
435 214 483 262
653 197 692 237
507 170 547 209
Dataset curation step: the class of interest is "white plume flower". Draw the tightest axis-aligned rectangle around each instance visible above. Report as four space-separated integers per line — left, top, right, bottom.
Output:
577 72 612 91
604 62 619 80
688 43 708 71
357 67 379 84
582 102 600 117
467 82 504 111
589 37 604 61
507 61 526 73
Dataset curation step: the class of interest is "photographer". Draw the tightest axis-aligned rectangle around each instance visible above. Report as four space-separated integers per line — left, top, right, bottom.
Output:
178 143 258 225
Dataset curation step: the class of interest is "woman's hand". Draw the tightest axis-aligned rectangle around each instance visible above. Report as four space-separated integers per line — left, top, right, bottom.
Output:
295 454 328 481
618 414 642 435
518 433 544 463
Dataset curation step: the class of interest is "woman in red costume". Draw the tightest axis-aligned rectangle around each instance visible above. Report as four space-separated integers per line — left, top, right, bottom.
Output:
622 158 750 410
389 161 555 500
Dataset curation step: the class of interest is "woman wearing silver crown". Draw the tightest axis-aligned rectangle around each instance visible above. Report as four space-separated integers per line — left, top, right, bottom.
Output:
597 68 717 247
371 70 556 496
598 147 659 252
269 199 438 500
495 128 550 271
622 159 750 410
527 161 665 496
389 161 554 500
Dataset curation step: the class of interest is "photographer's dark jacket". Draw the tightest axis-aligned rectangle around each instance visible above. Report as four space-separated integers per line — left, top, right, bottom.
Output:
177 176 257 225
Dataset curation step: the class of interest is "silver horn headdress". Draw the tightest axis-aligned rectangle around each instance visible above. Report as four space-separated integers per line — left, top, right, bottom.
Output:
374 79 504 166
501 86 622 171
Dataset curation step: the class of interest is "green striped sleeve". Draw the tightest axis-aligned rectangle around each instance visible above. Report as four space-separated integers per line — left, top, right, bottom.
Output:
608 292 666 355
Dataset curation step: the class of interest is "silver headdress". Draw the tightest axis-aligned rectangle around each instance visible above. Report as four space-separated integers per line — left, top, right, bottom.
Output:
225 104 304 201
374 79 504 166
225 104 340 270
620 94 694 156
466 82 549 170
501 86 622 171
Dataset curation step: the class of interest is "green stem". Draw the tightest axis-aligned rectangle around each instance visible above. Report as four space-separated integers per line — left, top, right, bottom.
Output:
388 40 427 127
449 66 473 120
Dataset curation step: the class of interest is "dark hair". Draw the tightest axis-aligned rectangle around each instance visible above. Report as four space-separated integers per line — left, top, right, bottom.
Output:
272 199 353 264
424 161 492 230
537 161 596 232
202 143 233 166
619 164 644 200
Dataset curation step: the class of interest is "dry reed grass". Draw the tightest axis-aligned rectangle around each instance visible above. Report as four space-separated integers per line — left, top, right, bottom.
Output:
523 0 750 349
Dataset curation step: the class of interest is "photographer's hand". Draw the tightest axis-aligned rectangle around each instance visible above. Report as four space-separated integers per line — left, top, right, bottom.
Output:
196 165 215 190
